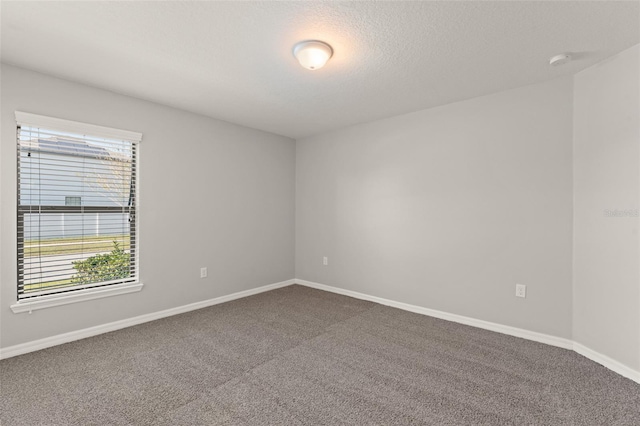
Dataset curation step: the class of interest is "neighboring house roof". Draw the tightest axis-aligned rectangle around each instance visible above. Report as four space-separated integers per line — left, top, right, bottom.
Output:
21 137 130 162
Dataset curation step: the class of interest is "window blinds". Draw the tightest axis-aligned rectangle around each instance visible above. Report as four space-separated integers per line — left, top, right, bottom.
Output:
15 112 141 299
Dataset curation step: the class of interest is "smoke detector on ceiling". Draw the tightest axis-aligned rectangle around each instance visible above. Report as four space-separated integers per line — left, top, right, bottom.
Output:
549 53 572 66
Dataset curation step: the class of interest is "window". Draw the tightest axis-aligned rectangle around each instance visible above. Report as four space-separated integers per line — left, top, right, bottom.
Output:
65 196 82 206
15 112 141 302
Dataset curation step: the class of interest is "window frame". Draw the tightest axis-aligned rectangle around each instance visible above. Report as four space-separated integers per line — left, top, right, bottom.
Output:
11 112 143 313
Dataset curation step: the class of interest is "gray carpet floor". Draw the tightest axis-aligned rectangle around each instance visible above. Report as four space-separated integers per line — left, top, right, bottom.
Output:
1 285 639 425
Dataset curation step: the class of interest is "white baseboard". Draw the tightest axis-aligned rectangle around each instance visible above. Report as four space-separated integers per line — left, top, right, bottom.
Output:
573 342 640 384
295 279 573 349
0 279 295 360
295 279 640 384
3 277 638 385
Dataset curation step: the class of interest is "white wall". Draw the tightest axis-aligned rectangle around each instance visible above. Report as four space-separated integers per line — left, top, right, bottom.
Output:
296 77 574 338
573 45 640 371
0 64 296 348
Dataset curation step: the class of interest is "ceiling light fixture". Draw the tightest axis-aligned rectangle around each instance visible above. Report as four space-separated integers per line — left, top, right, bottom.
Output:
293 40 333 70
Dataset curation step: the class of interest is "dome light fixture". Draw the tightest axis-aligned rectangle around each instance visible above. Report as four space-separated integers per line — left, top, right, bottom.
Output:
293 40 333 70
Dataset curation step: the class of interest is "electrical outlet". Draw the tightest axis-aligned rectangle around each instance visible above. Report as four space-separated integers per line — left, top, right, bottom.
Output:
515 284 526 298
323 256 328 266
200 267 208 278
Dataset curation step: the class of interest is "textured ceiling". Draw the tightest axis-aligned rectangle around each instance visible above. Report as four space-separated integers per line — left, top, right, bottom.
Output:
1 1 638 139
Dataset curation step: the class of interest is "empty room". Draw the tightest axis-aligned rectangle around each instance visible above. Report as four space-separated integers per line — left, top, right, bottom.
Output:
1 1 639 425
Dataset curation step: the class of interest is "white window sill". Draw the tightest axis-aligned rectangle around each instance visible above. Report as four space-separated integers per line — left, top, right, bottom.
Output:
10 282 144 314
